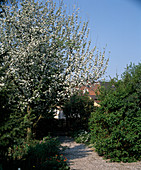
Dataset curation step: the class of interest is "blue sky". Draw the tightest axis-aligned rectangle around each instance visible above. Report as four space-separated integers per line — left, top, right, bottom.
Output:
14 0 140 80
55 0 141 80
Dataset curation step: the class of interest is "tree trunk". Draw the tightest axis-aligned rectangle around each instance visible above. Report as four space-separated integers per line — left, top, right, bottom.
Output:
27 127 32 142
27 105 32 142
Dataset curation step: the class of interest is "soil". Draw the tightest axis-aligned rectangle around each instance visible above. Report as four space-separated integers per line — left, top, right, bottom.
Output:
59 136 141 170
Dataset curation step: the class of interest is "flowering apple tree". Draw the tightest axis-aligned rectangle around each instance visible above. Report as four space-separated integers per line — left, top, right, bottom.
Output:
0 0 109 140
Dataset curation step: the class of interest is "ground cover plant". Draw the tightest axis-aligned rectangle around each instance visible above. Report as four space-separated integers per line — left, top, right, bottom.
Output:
90 63 141 162
73 130 91 145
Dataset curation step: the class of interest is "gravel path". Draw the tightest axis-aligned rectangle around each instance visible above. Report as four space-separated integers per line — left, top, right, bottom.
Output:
59 136 141 170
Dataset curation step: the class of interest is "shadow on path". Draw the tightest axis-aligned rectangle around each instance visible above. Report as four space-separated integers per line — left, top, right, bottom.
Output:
58 136 93 161
58 136 141 170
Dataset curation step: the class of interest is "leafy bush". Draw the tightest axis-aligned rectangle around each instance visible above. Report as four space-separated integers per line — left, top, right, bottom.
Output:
0 84 28 160
89 63 141 162
2 136 70 170
8 140 37 160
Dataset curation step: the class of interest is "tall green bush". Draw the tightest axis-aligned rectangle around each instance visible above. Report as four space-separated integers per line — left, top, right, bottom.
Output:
0 83 28 160
90 63 141 162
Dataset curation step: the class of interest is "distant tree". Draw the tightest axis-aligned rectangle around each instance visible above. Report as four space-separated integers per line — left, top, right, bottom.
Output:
0 0 109 143
63 92 94 131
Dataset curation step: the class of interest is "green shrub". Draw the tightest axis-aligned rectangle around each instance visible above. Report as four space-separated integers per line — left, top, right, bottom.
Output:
0 84 27 159
2 136 70 170
89 63 141 162
8 140 37 160
26 136 60 161
25 136 69 169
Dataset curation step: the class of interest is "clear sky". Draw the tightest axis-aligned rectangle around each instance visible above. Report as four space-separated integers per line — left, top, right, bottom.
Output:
54 0 141 80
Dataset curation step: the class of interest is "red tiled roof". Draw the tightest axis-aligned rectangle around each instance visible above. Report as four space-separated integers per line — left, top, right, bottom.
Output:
80 83 101 96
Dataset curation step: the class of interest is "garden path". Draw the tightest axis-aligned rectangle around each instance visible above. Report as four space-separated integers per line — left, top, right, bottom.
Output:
59 136 141 170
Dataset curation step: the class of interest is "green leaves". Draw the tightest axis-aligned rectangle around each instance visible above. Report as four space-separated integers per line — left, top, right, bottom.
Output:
63 92 94 131
90 63 141 162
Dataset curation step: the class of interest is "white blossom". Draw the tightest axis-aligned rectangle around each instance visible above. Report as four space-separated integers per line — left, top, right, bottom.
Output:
0 0 109 112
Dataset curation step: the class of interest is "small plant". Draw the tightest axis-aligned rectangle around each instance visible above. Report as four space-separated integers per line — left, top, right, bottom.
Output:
74 130 91 144
41 154 70 170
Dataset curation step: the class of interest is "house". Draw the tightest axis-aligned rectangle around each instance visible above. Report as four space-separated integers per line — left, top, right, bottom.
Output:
80 82 112 107
54 82 106 119
79 82 101 107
